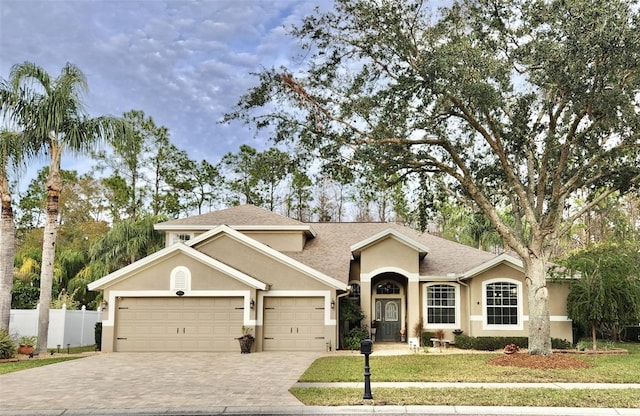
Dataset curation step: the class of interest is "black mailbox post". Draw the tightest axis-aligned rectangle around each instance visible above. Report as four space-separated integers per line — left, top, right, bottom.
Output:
360 339 373 399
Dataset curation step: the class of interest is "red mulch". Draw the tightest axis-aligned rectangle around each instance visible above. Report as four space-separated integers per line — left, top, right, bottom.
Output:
488 352 592 369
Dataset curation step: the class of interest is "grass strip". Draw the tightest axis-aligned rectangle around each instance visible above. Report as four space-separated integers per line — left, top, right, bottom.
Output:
0 357 81 375
290 387 640 408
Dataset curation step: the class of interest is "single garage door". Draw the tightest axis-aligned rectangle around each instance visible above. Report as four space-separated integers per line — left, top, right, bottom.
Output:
115 297 243 352
263 297 326 351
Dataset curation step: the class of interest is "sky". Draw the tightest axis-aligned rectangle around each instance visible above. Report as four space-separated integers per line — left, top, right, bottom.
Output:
0 0 332 188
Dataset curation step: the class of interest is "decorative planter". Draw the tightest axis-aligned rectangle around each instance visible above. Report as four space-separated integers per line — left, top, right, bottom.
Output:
238 336 254 354
17 345 34 355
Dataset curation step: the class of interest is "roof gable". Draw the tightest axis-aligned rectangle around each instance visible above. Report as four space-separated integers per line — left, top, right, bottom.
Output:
88 243 268 291
350 228 429 259
188 225 348 290
460 253 524 279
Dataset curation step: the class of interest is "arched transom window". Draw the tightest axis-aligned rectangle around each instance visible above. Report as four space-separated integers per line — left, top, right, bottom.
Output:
376 281 400 295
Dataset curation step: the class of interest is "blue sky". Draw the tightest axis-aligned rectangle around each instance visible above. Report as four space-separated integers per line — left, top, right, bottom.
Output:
1 0 332 187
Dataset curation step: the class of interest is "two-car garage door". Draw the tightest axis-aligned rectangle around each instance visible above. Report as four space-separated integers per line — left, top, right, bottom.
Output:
114 296 326 352
115 297 243 352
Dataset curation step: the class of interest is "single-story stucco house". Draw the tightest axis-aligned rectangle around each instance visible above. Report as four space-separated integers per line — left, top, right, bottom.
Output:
89 204 572 352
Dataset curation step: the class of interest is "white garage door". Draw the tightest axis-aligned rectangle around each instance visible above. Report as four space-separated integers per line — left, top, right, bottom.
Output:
115 297 243 352
263 297 326 351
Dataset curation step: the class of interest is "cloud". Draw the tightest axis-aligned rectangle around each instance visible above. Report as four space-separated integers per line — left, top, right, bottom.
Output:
1 0 332 179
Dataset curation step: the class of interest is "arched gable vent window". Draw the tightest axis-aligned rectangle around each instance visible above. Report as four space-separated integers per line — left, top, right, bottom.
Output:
171 266 191 292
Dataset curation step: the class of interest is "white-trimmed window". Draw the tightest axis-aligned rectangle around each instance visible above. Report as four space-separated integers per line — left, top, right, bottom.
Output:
172 232 193 245
424 283 460 328
170 266 191 292
483 278 523 330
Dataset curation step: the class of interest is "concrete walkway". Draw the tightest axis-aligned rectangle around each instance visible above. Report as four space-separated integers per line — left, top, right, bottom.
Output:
0 350 638 416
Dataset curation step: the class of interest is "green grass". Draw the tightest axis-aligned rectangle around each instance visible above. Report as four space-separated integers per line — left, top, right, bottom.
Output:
299 351 640 383
290 387 640 408
0 357 81 375
293 341 640 407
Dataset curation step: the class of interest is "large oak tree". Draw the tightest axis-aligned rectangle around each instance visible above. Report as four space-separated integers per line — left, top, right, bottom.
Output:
228 0 640 354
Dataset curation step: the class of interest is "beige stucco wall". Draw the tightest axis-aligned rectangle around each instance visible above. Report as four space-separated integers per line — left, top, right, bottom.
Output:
241 231 306 252
103 252 250 292
360 237 419 276
196 235 329 291
465 263 572 342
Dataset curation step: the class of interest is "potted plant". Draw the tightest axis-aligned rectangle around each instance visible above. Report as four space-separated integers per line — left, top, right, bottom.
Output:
504 343 519 354
237 326 254 354
17 335 36 355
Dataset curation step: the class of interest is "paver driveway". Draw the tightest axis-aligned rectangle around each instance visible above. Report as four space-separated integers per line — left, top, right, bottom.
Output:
0 351 322 414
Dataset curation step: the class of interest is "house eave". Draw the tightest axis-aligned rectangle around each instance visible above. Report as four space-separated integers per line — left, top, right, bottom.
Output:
459 253 524 280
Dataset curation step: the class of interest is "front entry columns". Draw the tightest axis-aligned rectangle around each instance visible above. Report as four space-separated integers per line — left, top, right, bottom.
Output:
407 280 420 347
361 280 372 335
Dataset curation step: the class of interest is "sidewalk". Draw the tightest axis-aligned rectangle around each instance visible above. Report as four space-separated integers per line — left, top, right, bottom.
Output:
2 404 638 415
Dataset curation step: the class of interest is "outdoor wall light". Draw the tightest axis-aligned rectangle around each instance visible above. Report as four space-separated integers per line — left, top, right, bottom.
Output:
100 300 108 310
250 299 255 309
331 299 336 309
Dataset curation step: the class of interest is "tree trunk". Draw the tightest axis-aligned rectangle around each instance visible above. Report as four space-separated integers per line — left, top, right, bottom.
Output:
591 322 598 350
0 179 15 333
37 145 63 354
525 257 552 355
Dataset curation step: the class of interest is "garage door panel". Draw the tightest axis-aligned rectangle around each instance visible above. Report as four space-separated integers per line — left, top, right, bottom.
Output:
263 297 326 351
116 297 243 352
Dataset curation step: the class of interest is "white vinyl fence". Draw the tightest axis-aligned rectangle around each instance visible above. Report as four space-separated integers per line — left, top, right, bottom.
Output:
9 304 101 348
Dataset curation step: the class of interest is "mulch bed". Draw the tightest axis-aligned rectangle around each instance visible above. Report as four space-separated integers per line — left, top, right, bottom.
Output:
488 352 592 369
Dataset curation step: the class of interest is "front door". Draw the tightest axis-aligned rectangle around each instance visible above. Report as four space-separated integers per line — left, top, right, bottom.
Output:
375 299 401 342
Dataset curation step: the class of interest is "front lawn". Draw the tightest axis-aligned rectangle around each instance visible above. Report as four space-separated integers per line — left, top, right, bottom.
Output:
299 350 640 383
292 342 640 407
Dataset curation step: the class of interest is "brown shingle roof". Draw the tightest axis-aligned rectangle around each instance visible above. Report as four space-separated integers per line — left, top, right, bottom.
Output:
156 204 305 227
158 205 503 283
284 222 496 282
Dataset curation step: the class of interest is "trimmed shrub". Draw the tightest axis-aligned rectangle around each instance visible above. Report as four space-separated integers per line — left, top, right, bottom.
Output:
453 334 474 349
95 322 102 351
452 335 571 351
551 338 572 349
344 326 370 350
0 330 16 359
421 331 435 346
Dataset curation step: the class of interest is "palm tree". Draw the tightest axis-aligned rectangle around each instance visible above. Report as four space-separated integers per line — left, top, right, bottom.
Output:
4 61 127 354
0 129 25 332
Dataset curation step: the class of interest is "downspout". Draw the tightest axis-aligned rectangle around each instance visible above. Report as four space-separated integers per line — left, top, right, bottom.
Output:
457 276 471 337
335 285 352 351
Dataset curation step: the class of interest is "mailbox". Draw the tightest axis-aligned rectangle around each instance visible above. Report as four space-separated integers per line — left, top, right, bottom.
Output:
360 339 373 355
